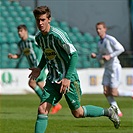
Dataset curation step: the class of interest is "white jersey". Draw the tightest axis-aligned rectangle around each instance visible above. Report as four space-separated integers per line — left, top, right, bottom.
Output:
97 34 125 68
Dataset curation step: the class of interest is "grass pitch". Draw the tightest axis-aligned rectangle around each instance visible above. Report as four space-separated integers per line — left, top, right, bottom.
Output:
0 94 132 133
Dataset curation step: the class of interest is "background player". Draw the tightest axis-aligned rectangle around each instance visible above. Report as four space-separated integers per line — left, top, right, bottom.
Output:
91 22 125 117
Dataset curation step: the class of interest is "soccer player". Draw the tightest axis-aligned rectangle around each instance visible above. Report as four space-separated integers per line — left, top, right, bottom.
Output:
8 24 62 113
91 22 125 117
29 6 120 133
8 24 46 99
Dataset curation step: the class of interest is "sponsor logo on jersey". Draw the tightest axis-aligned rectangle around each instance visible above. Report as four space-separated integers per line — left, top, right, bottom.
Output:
23 48 31 55
44 48 56 60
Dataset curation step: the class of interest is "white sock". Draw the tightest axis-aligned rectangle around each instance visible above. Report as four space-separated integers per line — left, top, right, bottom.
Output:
106 96 121 114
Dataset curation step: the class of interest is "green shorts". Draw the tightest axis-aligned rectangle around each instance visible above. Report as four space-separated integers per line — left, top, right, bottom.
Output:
41 79 82 110
36 68 47 82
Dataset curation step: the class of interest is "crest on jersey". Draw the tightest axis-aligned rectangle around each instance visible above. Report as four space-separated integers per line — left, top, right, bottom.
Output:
23 48 31 55
44 48 56 60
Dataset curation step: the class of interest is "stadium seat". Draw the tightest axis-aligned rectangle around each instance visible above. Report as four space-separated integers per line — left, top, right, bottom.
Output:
14 17 23 25
2 1 10 7
23 6 32 12
11 1 20 7
15 6 23 12
1 5 6 12
51 21 59 27
1 10 9 17
1 27 9 34
94 36 100 43
71 27 80 34
83 33 94 43
7 6 15 12
10 11 18 18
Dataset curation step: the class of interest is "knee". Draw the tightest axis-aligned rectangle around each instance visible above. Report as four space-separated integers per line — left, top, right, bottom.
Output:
38 106 48 115
28 79 36 88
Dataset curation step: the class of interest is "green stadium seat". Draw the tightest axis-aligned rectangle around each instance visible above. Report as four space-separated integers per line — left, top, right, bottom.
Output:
83 33 94 43
59 21 70 32
11 1 20 7
51 21 59 27
2 1 10 7
14 17 23 25
6 17 14 23
94 36 100 43
1 27 9 34
23 6 32 12
71 27 80 34
10 11 18 18
7 6 15 12
15 6 23 12
1 5 6 12
1 10 9 17
69 35 78 43
1 43 9 50
19 11 27 18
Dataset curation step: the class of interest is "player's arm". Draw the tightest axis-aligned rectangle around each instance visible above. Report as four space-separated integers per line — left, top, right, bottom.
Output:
37 53 47 70
110 39 125 58
29 53 47 79
58 51 78 94
65 52 78 80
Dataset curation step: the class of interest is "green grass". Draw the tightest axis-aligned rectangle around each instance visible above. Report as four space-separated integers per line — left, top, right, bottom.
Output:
0 94 132 133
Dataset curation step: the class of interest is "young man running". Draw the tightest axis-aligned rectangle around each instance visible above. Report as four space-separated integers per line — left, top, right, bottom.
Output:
29 6 120 133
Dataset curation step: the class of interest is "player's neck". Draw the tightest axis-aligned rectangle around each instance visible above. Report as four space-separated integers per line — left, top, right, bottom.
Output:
22 34 28 41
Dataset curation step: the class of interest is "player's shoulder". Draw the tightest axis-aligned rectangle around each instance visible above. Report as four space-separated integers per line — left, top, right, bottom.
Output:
35 31 42 39
105 34 116 41
50 26 67 37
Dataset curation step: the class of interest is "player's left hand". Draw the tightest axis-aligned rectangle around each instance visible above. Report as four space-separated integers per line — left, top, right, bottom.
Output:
57 78 70 94
102 55 111 61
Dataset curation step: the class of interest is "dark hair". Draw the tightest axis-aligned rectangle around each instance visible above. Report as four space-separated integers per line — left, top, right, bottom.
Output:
33 6 51 19
17 24 27 31
96 22 107 28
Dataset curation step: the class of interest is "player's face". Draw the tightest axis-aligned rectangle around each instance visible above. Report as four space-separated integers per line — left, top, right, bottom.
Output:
18 29 27 40
35 14 51 34
96 24 106 39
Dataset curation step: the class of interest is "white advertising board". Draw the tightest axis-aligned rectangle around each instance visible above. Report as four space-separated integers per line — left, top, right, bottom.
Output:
0 68 133 95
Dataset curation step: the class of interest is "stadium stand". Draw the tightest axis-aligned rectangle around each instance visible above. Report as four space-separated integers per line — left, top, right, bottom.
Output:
0 0 100 69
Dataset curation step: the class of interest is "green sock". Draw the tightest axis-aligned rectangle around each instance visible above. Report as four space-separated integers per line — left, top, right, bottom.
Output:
35 114 48 133
82 105 104 117
34 86 43 99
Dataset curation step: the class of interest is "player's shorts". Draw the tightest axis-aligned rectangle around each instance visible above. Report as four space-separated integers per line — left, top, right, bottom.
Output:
102 64 121 88
41 79 82 110
36 68 47 82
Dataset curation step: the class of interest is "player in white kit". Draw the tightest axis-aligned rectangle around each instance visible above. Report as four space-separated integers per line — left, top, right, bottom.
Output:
91 22 125 117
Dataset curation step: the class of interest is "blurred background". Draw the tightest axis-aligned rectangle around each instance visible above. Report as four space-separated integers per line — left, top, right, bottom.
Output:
0 0 133 69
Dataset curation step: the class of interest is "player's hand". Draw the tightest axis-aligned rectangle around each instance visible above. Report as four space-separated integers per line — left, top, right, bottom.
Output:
8 53 13 58
102 55 111 61
57 78 70 94
91 53 96 58
29 68 41 80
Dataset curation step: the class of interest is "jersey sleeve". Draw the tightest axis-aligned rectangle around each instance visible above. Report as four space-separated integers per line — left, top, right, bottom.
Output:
109 38 125 58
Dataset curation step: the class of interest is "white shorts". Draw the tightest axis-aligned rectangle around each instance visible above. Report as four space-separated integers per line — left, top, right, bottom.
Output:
102 64 121 88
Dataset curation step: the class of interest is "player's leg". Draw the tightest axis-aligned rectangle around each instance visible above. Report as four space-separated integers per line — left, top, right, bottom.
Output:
35 80 62 133
35 102 52 133
110 65 123 116
28 78 43 99
65 80 120 128
50 102 62 114
32 70 46 99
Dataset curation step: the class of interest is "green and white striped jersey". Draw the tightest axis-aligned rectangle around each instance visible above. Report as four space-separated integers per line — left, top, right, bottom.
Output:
35 26 79 82
18 35 43 67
